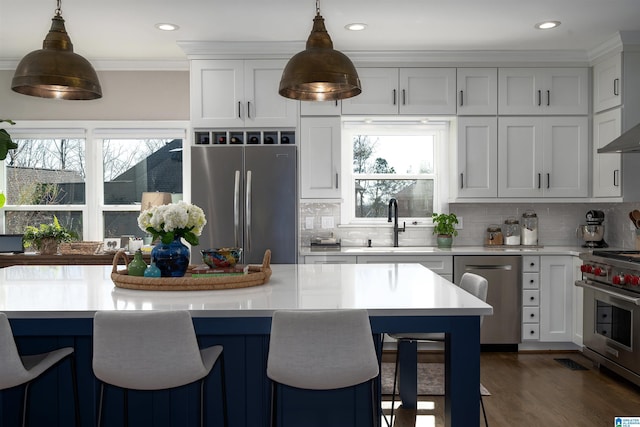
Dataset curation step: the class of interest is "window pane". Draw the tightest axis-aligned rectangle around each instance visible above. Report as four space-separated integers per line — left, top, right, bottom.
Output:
353 135 434 174
6 139 86 205
103 139 183 205
5 211 83 239
355 179 434 218
104 212 144 239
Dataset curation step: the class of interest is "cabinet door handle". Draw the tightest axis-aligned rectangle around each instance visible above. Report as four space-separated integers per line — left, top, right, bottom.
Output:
247 101 252 119
547 173 550 189
402 89 406 105
614 78 620 96
546 90 550 106
335 173 339 189
238 101 242 119
537 173 541 189
392 89 397 105
460 173 464 189
459 90 464 106
537 90 542 106
334 100 339 107
614 169 620 187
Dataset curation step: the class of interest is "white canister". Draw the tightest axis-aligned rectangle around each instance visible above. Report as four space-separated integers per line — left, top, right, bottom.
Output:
504 217 521 246
521 211 538 246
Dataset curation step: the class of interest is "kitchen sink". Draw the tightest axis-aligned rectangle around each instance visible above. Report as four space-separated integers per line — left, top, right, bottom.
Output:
342 246 438 253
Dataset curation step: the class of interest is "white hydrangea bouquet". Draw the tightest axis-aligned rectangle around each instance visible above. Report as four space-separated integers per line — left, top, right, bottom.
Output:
137 200 207 246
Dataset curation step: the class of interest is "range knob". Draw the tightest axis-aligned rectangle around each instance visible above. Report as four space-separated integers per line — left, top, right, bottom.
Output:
631 276 640 286
612 275 622 285
581 264 593 274
624 274 633 285
593 267 604 276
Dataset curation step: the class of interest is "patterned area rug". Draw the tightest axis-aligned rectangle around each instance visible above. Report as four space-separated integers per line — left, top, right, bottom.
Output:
381 362 490 396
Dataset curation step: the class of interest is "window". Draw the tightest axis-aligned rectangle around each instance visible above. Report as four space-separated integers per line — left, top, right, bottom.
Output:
341 119 450 225
1 122 187 241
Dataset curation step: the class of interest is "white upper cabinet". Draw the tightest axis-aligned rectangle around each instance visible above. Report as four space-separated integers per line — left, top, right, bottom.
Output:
498 68 588 115
190 59 298 128
299 117 342 199
300 100 342 116
341 68 457 115
593 108 622 197
456 117 498 198
456 68 498 115
593 53 622 113
498 117 588 198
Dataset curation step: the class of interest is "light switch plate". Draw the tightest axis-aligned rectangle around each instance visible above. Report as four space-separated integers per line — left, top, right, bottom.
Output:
305 217 314 230
321 216 334 229
455 216 463 229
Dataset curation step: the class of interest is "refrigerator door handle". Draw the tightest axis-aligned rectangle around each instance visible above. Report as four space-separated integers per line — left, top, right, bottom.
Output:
246 170 252 253
234 170 241 248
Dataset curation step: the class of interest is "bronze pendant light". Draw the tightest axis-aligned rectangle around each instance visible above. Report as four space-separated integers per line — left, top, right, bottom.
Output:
11 0 102 100
279 0 361 101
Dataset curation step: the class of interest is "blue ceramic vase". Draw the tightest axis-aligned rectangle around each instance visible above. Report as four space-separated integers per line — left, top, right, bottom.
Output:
151 237 190 277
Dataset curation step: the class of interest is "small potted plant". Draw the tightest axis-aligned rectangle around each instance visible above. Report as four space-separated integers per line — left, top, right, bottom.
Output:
432 212 459 248
23 216 77 255
0 119 18 161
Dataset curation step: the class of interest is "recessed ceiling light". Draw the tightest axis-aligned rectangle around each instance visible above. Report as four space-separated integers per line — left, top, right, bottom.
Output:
535 21 561 30
345 23 367 31
155 23 180 31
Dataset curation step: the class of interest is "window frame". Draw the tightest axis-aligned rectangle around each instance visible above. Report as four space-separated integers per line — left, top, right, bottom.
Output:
0 120 189 240
340 118 451 226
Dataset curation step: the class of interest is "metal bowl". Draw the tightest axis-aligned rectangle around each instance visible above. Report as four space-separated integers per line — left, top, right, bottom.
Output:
201 247 243 268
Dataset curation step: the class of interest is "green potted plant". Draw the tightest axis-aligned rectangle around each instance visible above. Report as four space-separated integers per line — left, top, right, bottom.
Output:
0 120 18 161
23 216 77 255
432 212 459 248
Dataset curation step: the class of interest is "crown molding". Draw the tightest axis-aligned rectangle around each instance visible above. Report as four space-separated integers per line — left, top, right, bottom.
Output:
0 59 189 72
588 31 640 63
177 40 590 65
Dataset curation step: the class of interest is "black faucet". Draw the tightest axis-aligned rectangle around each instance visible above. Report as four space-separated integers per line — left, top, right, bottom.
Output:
387 198 405 247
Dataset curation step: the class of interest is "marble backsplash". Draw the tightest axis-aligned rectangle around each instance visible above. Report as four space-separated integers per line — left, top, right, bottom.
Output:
300 201 640 250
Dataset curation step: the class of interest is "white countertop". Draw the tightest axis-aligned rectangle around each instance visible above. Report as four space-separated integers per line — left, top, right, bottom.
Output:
0 263 492 319
301 245 585 256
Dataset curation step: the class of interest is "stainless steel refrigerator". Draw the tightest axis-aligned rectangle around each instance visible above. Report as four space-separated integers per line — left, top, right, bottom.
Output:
191 145 297 264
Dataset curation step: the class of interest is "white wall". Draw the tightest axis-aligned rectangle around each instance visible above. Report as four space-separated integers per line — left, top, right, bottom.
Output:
0 70 189 120
300 201 640 249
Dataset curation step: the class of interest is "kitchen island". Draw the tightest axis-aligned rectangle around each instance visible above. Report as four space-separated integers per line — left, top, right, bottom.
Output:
0 263 492 427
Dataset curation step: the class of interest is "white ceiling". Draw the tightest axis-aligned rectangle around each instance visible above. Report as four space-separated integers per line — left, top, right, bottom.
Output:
1 0 639 66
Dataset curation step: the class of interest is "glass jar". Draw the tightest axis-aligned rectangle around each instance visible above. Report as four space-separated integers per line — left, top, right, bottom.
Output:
485 225 504 246
521 210 538 246
503 217 521 246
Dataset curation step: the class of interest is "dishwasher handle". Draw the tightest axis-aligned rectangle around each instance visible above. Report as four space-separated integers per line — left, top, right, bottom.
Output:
464 265 513 271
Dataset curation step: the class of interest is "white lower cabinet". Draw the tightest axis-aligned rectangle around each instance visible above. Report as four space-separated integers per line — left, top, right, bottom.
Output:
522 255 576 345
521 255 541 341
302 255 357 264
356 255 453 281
539 256 575 342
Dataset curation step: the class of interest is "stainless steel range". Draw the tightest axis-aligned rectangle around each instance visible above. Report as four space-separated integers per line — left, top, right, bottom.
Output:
576 250 640 386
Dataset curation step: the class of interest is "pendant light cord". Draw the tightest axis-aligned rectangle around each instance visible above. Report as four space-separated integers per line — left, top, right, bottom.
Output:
55 0 62 17
315 0 320 15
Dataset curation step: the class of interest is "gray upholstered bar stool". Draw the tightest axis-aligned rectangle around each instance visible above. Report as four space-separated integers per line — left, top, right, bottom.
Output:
92 310 228 427
387 272 489 427
0 312 80 427
267 309 380 427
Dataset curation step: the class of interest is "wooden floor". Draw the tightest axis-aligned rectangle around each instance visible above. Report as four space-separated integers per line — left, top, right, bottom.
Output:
382 351 640 427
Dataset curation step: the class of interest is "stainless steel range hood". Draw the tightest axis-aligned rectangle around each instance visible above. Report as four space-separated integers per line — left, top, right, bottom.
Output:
598 122 640 153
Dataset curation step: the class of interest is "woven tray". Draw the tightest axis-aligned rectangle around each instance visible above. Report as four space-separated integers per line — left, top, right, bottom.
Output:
111 249 271 291
59 241 103 255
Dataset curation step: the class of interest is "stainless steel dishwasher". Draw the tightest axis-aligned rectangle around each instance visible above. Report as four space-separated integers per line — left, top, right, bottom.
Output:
454 256 522 345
